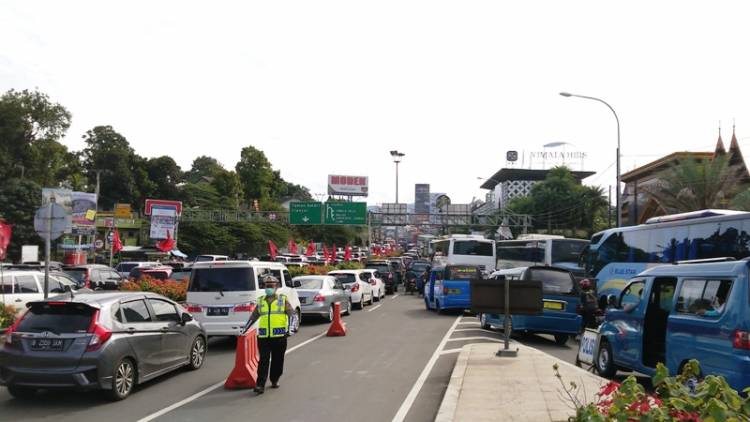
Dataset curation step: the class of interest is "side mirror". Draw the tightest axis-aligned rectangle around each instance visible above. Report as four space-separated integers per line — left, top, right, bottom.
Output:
607 294 618 309
293 280 302 288
181 313 194 324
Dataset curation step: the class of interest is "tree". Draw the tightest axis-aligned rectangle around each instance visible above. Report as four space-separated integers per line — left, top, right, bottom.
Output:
0 179 42 261
211 170 242 209
643 154 741 214
0 89 73 186
235 146 275 202
185 156 225 184
80 125 140 209
144 156 183 200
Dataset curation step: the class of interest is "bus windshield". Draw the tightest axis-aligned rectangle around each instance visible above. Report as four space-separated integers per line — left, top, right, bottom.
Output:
551 240 588 265
452 240 493 256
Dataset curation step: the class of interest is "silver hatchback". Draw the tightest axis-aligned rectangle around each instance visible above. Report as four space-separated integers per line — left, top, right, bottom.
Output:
0 291 206 401
295 275 351 321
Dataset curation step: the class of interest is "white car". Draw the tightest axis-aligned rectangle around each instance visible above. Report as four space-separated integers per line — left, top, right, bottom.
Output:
0 270 70 314
328 270 373 309
114 261 160 278
186 261 301 336
362 269 386 301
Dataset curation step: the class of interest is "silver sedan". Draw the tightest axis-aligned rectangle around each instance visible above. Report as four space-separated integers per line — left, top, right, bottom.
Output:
294 276 351 321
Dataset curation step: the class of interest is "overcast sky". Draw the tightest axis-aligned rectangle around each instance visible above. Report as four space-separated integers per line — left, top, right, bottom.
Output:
2 1 749 206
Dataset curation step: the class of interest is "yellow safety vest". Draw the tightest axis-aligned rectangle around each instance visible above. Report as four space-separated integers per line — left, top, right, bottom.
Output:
257 295 288 338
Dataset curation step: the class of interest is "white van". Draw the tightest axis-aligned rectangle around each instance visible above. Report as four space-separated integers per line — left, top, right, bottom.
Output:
186 261 301 336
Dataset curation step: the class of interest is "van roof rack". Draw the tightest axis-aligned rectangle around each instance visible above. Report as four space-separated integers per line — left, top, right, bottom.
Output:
674 257 736 265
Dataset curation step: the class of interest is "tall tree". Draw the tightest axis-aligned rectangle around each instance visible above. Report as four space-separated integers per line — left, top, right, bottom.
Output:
185 156 225 183
0 179 42 261
211 170 242 209
80 125 140 209
643 154 740 214
144 156 183 200
235 146 274 202
0 89 73 186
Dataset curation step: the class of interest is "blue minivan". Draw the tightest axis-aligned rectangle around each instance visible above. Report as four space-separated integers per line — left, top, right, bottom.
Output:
478 266 582 345
596 260 750 391
424 265 482 313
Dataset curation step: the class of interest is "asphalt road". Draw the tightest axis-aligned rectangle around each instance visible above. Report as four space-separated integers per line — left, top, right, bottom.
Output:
0 293 584 422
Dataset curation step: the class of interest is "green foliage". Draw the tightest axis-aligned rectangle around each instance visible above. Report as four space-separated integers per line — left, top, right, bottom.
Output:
557 359 750 421
144 156 183 200
211 170 242 209
0 178 43 261
185 156 225 184
80 125 141 209
236 146 275 202
644 154 742 214
0 304 18 328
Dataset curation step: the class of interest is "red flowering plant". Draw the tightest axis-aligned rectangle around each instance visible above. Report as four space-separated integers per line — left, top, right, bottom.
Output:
554 360 750 421
120 276 188 303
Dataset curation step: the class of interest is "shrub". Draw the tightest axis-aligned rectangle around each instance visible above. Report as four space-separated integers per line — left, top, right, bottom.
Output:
555 360 750 421
0 304 17 329
120 276 188 303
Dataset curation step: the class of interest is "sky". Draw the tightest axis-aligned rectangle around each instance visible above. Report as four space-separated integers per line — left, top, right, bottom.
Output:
2 1 750 206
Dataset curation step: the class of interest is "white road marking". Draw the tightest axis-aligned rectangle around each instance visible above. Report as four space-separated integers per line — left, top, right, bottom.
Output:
367 304 383 312
391 315 462 422
439 348 463 355
137 331 328 422
391 294 400 299
446 336 502 343
452 328 489 333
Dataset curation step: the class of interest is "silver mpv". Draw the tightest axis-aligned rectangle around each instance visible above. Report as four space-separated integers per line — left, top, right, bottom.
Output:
0 292 207 400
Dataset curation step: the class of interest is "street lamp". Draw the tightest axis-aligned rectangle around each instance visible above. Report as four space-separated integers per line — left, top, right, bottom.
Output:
560 92 621 227
390 150 405 246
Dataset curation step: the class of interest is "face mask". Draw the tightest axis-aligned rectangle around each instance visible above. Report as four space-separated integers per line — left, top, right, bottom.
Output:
265 288 276 296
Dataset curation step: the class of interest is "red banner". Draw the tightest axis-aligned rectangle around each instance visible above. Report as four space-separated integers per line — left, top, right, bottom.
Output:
0 220 12 260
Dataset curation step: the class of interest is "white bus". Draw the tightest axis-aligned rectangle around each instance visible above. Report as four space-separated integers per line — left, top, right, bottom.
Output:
430 235 496 273
416 234 436 257
496 235 589 278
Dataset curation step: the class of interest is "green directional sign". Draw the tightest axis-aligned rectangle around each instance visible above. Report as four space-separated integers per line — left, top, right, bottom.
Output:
324 202 367 225
289 202 323 225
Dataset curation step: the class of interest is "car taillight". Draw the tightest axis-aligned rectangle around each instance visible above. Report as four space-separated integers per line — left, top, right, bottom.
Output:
313 294 325 302
86 310 112 352
186 304 203 313
351 284 360 292
733 330 750 349
443 287 449 295
4 310 27 346
388 273 393 280
369 279 377 286
233 303 255 312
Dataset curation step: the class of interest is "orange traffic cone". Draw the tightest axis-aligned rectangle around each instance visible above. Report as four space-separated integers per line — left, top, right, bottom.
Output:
327 302 347 337
224 329 260 389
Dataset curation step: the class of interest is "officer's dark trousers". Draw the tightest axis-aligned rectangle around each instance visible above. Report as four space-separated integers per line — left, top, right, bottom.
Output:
257 337 288 387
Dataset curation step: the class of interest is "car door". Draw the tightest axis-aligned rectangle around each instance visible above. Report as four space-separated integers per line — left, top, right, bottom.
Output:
611 279 647 369
10 274 43 310
119 299 164 377
332 279 347 308
148 298 189 368
281 269 300 310
433 270 444 304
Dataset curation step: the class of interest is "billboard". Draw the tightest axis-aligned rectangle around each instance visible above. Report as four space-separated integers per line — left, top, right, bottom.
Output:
150 205 178 239
71 192 97 234
415 184 430 223
328 175 368 197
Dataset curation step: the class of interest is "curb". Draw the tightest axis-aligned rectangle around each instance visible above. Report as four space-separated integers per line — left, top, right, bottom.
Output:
434 343 471 422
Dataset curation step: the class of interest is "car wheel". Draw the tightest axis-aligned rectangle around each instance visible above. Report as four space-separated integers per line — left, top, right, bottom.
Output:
596 341 617 378
554 334 568 346
374 290 380 302
294 309 302 330
424 297 431 310
327 305 335 322
7 385 36 399
356 296 365 309
344 300 352 316
435 300 443 314
188 336 206 370
109 358 136 401
479 314 491 330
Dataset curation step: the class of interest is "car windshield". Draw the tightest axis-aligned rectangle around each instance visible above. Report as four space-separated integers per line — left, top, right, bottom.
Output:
528 268 575 295
63 269 87 284
330 273 356 284
446 266 480 280
194 256 214 262
17 303 95 334
367 265 389 273
296 278 324 289
115 263 138 273
189 267 256 292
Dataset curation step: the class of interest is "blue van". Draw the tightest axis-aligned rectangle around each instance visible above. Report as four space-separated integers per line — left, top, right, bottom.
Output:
596 260 750 391
424 265 481 313
478 266 582 345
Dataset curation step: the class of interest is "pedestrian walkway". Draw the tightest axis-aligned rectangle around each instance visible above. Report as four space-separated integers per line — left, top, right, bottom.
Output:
435 341 606 422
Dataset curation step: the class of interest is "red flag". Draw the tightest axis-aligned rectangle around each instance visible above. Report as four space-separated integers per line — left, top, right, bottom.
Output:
0 220 12 261
112 229 124 254
268 240 278 260
288 239 298 255
156 230 175 253
305 242 315 257
344 244 352 261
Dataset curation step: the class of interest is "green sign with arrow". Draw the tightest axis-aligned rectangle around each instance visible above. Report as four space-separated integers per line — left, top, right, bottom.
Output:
324 202 367 225
289 202 323 225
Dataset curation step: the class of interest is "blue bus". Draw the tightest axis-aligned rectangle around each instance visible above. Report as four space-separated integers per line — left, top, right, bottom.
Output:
582 209 750 300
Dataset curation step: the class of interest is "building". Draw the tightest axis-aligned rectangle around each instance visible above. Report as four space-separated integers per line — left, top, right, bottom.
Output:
479 168 595 211
620 127 750 226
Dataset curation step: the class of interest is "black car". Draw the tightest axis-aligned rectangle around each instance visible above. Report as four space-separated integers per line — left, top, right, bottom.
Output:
365 260 398 294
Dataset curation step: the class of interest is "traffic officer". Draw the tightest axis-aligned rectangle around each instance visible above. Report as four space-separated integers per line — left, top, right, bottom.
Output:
242 275 295 394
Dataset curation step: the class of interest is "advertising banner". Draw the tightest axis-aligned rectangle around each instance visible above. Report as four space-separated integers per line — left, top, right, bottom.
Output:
150 205 178 239
71 192 97 234
41 188 73 233
327 175 368 196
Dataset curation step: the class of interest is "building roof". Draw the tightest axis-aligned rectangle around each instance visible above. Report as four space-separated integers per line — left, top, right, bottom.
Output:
480 168 595 189
620 151 715 183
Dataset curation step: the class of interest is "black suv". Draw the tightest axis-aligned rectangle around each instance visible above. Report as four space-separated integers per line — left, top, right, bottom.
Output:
365 260 398 294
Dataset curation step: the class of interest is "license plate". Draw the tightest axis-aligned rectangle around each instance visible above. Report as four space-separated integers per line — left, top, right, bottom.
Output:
30 339 64 351
446 288 461 295
207 307 230 316
299 297 307 304
543 301 565 311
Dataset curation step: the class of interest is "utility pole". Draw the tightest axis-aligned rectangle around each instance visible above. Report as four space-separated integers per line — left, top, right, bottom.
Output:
608 185 612 228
